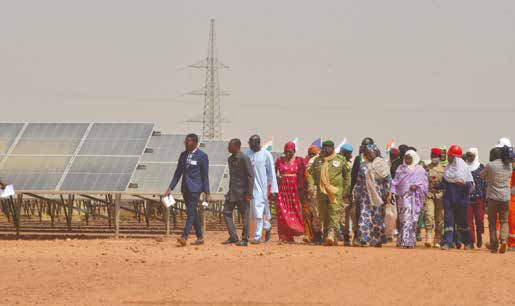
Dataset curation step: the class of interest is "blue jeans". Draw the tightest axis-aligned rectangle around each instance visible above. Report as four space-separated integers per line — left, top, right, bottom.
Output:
182 191 203 240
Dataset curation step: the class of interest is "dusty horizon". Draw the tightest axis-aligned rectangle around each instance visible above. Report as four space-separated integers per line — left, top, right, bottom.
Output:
1 0 513 160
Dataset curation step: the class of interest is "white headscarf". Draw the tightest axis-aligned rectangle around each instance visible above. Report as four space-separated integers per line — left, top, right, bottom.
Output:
466 147 480 172
496 137 512 148
444 156 474 183
403 150 420 170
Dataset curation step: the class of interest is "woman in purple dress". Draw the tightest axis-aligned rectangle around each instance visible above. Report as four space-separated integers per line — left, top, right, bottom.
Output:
388 150 428 248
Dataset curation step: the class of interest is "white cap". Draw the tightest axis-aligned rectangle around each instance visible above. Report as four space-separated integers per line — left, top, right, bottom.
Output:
496 137 512 148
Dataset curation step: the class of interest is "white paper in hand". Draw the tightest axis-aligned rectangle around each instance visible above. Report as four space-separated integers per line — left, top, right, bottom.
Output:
161 194 176 208
201 201 209 208
0 185 15 198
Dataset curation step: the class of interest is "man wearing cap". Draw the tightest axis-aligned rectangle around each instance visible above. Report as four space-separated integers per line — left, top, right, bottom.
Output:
337 144 353 245
308 140 347 246
423 148 445 248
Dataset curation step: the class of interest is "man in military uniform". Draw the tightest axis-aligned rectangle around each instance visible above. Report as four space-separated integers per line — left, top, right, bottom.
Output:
308 140 347 246
338 144 353 246
424 147 445 248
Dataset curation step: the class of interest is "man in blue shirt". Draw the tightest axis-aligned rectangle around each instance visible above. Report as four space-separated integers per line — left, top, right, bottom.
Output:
165 134 210 247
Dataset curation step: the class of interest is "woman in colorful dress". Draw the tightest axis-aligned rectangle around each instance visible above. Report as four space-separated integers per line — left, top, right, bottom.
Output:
302 145 320 243
388 150 428 248
465 148 487 248
275 142 306 243
353 144 392 247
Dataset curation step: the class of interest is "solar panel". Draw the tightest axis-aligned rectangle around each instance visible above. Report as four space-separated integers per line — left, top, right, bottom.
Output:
141 134 185 163
0 155 71 190
79 123 153 156
0 122 155 193
0 123 24 154
130 162 177 194
202 140 229 165
217 167 229 194
12 123 88 155
209 165 226 193
60 156 139 192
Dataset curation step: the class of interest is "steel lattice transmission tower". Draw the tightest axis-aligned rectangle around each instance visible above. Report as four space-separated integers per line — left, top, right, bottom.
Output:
188 18 228 140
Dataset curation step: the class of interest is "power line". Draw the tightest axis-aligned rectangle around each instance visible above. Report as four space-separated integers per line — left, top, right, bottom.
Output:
187 18 228 140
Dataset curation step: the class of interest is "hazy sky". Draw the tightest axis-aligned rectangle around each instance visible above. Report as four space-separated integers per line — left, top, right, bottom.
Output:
1 0 514 159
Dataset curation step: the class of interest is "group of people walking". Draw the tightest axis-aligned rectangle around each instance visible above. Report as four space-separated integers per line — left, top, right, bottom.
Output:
167 133 515 254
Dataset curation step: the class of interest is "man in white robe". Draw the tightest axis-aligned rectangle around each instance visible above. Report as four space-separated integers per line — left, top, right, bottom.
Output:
245 135 279 244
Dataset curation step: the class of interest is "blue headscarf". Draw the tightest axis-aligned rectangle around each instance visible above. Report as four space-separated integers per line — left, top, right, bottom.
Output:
366 144 382 158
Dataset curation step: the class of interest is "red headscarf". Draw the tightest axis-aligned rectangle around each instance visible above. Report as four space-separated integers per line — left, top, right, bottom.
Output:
284 141 296 152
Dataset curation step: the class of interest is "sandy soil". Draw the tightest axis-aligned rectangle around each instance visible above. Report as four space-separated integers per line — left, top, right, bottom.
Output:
0 232 514 306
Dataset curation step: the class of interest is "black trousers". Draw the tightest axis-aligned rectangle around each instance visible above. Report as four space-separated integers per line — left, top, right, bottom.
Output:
223 199 250 242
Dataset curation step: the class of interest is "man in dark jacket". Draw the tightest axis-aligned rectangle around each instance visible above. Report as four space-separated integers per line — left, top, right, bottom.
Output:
222 139 255 246
165 134 210 247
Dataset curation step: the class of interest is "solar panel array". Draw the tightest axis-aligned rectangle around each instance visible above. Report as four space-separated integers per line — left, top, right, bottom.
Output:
0 124 273 195
0 123 154 192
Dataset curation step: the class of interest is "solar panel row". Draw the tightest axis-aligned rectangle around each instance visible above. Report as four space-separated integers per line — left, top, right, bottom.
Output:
0 124 279 194
0 123 154 192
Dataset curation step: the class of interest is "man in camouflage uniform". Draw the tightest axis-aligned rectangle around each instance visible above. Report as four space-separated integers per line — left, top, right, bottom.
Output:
338 144 354 246
308 140 348 246
424 147 445 248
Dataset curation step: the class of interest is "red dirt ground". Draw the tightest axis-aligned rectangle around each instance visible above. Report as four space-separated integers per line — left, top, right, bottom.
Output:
0 232 514 306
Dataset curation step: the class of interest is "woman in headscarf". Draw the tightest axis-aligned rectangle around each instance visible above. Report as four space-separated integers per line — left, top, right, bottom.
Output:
465 148 487 248
438 145 475 250
353 144 392 247
350 137 374 246
303 145 320 243
275 142 306 243
388 150 428 248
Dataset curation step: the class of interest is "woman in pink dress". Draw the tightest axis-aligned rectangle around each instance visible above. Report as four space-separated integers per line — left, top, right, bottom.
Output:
275 142 307 242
